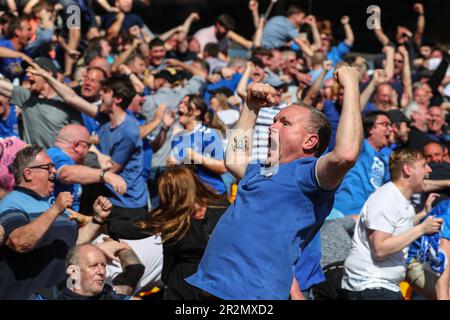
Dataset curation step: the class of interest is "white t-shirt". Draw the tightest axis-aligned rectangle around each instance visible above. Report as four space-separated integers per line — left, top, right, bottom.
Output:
194 26 217 52
93 234 164 294
426 58 450 97
341 182 415 292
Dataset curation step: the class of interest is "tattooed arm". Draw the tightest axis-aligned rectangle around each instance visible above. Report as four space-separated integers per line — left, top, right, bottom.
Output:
112 245 145 296
225 83 277 180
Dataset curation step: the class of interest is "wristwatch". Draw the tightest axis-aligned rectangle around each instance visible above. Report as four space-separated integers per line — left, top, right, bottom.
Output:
92 216 107 226
99 169 108 183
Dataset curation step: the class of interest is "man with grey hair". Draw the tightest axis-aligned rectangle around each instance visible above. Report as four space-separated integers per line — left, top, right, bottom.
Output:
187 65 363 299
31 242 145 300
0 145 112 299
404 101 433 150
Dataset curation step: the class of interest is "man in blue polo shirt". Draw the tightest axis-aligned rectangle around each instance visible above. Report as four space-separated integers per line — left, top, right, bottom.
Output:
47 124 127 212
0 145 112 299
186 65 363 299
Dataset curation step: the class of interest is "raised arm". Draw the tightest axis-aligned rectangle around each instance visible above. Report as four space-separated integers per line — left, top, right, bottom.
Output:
106 11 125 41
413 3 425 47
180 12 200 35
112 243 145 295
304 15 322 53
95 0 119 13
0 46 33 64
76 196 112 244
316 65 363 190
166 58 207 78
227 30 253 50
384 45 395 82
225 83 276 179
341 16 355 47
111 38 143 73
248 0 260 29
398 46 413 108
28 66 97 117
294 37 314 58
139 104 166 139
303 60 333 106
360 69 387 110
372 7 390 46
236 61 253 100
252 16 265 48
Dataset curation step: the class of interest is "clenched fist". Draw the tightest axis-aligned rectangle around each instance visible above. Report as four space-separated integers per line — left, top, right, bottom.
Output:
246 83 277 110
93 196 112 221
53 192 73 213
334 64 360 89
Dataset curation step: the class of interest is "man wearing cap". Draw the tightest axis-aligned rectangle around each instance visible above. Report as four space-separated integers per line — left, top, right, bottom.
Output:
252 74 289 162
381 109 411 157
0 57 82 148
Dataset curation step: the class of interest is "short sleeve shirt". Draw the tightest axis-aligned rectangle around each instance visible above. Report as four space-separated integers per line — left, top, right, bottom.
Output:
10 86 82 148
0 188 78 299
97 114 148 208
342 182 415 292
186 158 336 299
171 124 226 194
262 16 300 49
47 147 82 212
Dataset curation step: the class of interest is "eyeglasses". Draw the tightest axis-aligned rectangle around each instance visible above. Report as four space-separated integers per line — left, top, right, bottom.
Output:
374 122 392 128
27 162 56 173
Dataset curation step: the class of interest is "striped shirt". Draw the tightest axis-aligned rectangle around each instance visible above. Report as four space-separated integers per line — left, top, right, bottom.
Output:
252 103 287 163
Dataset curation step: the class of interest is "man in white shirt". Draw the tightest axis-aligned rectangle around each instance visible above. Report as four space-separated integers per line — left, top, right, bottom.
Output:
342 148 443 300
193 14 235 53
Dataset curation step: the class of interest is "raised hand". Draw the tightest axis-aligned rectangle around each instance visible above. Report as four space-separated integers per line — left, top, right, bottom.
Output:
340 16 350 25
154 104 168 121
248 0 259 11
188 12 200 22
424 193 440 214
93 196 112 221
397 45 409 57
305 15 317 26
246 83 277 110
413 3 424 14
373 69 388 85
334 64 360 88
163 110 176 128
53 192 73 213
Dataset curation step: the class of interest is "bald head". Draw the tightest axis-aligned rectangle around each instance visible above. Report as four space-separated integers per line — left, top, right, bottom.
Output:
66 244 105 268
57 124 90 143
55 125 91 163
